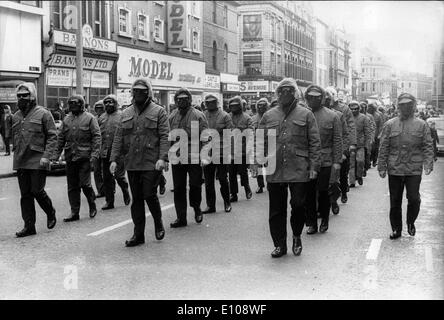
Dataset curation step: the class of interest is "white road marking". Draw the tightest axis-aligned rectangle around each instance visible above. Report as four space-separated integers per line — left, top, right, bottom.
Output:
425 246 434 272
87 203 175 237
0 197 8 201
366 239 382 260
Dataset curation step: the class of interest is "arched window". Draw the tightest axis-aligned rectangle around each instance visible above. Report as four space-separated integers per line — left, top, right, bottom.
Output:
224 44 228 72
212 41 217 70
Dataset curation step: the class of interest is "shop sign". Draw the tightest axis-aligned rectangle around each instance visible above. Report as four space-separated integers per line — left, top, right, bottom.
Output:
71 70 91 87
222 83 240 92
46 67 73 87
117 88 132 107
239 81 269 92
0 88 17 102
53 25 117 53
167 1 187 48
90 72 110 88
48 54 114 72
117 46 205 90
204 74 220 90
220 73 238 83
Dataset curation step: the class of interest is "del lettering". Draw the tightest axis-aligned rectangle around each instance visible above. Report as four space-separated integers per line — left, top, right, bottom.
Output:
129 57 173 80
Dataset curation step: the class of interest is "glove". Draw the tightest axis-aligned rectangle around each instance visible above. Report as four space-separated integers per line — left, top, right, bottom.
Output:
155 159 167 171
378 170 387 178
424 167 432 175
40 157 50 167
250 164 258 178
309 170 318 180
109 161 117 176
333 163 341 171
201 158 210 167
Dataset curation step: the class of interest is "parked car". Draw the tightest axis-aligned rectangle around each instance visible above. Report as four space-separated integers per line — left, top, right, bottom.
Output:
48 120 66 175
427 117 444 155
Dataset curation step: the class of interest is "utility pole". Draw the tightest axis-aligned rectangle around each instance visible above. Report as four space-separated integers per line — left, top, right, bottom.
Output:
75 0 83 95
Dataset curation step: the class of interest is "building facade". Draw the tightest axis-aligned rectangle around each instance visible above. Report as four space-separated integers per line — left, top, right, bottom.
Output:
398 72 432 103
202 1 240 104
432 40 444 111
328 27 351 93
0 1 45 111
315 18 329 88
113 1 205 109
358 47 397 101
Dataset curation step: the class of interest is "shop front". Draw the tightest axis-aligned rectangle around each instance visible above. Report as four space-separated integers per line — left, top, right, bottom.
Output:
239 80 279 108
220 73 240 107
204 74 222 106
116 45 206 113
44 25 118 113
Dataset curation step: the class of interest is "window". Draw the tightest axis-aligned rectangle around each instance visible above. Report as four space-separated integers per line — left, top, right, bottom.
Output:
224 44 228 72
119 8 131 36
154 1 165 6
192 30 200 52
154 18 164 42
372 83 376 92
138 14 149 41
361 83 365 92
52 0 61 29
223 5 228 27
243 51 262 75
190 1 200 19
212 41 218 70
271 52 275 75
94 0 101 37
409 82 411 88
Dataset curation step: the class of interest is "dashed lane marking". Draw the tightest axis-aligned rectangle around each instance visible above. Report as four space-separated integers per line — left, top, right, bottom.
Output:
425 246 434 272
87 203 175 237
366 239 382 260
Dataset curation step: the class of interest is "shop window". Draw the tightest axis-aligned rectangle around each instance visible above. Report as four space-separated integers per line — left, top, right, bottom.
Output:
119 7 131 37
47 87 71 111
89 88 109 107
154 18 164 43
243 51 262 75
138 14 149 41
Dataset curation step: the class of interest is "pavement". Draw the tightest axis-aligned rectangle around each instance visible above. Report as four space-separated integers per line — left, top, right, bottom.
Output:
0 159 443 299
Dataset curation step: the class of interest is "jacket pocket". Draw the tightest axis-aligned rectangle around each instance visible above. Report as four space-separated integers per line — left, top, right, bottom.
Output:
28 119 43 132
291 119 306 136
122 117 134 135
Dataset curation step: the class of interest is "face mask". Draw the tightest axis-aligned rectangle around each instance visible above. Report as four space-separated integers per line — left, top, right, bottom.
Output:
177 98 190 110
230 103 242 114
104 101 116 114
69 101 82 115
133 89 149 105
257 104 267 115
350 107 360 116
307 96 322 111
206 101 218 111
17 98 31 113
399 103 414 119
95 107 104 116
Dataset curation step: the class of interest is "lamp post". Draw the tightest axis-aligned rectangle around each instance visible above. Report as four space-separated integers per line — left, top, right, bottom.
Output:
75 0 83 95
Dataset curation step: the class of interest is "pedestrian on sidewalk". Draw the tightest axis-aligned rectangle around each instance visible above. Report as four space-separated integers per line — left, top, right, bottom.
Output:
251 98 269 194
1 105 13 156
429 121 439 161
99 94 131 210
12 83 57 237
52 95 101 222
377 93 434 239
110 78 169 247
258 78 321 258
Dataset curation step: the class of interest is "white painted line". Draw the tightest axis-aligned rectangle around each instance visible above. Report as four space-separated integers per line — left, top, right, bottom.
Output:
425 246 434 272
87 203 175 237
0 197 8 201
366 239 382 260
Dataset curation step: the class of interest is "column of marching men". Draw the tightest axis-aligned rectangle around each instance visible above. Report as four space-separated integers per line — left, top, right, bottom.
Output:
10 78 434 258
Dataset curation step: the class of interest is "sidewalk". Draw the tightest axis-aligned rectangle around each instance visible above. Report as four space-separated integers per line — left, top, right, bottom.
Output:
0 152 15 179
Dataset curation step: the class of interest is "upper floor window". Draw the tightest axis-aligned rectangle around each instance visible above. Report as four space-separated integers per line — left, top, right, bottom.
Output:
154 1 165 6
138 14 149 41
212 41 218 70
212 1 217 24
192 30 200 52
223 5 228 27
119 7 131 37
224 44 228 72
154 18 164 42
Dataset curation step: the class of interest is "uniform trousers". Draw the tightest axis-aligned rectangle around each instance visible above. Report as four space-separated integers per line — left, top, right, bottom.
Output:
127 170 162 238
388 175 421 232
17 169 55 228
102 157 129 204
66 159 96 214
172 164 202 222
267 182 307 249
93 157 104 195
203 163 230 209
349 147 365 184
305 166 332 227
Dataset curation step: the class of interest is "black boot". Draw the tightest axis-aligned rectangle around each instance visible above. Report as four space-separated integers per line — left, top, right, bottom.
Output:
245 186 252 200
89 202 97 218
64 213 80 222
194 207 203 223
224 200 232 213
170 219 187 228
155 221 165 240
306 225 318 235
407 223 416 236
102 202 115 210
202 207 216 214
256 187 264 194
16 226 36 237
230 194 238 202
47 209 57 229
389 230 402 239
292 236 302 256
319 219 329 233
271 246 287 258
331 202 340 215
341 194 348 203
125 235 145 247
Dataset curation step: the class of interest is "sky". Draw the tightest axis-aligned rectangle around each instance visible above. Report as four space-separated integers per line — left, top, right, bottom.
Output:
312 1 444 76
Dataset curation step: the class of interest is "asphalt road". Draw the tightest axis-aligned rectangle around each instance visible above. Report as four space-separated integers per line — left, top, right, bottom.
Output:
0 160 443 299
